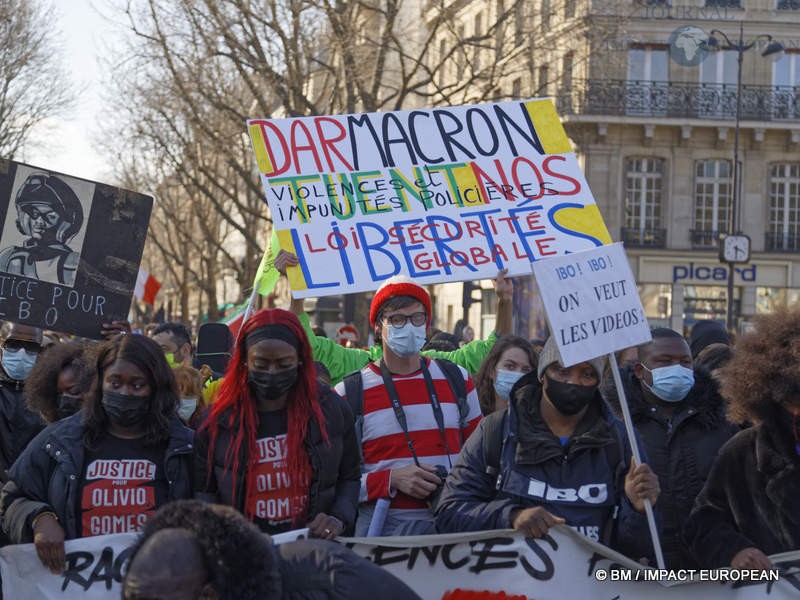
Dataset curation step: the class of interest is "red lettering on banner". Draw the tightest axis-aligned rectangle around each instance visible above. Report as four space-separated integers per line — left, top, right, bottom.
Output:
535 237 557 256
491 245 508 263
303 234 326 253
314 117 354 172
526 211 546 231
470 247 491 265
251 120 291 176
465 220 485 238
471 160 515 202
511 156 546 201
290 121 324 173
542 156 581 195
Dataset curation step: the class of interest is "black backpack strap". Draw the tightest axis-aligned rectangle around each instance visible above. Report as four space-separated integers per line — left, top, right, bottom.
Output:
342 370 364 420
433 358 469 441
482 411 506 487
341 369 367 474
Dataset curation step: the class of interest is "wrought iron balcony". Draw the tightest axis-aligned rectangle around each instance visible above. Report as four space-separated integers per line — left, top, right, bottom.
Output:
690 229 722 249
705 0 741 7
621 227 666 248
563 80 800 121
765 231 800 252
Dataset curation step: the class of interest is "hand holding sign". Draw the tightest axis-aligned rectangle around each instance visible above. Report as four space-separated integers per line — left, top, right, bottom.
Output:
274 248 300 276
510 506 566 539
624 457 660 513
731 547 773 571
33 513 65 574
493 269 513 302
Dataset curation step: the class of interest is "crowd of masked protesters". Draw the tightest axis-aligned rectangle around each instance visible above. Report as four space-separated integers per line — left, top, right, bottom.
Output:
0 256 797 598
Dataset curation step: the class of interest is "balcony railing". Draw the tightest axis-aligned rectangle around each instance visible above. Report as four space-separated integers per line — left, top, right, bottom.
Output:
560 80 800 121
690 229 722 249
765 231 800 252
621 227 667 248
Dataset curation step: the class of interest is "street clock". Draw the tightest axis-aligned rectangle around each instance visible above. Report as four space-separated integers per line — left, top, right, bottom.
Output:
719 234 751 264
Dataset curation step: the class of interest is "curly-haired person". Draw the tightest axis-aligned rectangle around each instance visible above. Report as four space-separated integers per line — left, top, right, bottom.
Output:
122 499 422 600
24 341 96 424
684 307 800 570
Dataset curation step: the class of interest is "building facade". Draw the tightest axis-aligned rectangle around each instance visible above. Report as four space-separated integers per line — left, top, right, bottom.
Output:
432 0 800 338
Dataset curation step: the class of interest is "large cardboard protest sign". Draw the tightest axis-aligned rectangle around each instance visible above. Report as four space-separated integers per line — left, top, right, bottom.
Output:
2 527 797 599
248 100 612 297
0 161 152 338
531 243 652 366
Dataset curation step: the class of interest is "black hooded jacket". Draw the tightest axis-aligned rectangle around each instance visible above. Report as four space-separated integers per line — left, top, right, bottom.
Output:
601 365 739 568
436 371 654 561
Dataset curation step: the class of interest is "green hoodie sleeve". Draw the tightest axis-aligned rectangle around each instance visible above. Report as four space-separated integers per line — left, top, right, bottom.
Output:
298 312 382 385
421 331 498 375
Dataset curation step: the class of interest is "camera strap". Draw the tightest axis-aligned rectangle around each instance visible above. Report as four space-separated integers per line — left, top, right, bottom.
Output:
379 357 453 469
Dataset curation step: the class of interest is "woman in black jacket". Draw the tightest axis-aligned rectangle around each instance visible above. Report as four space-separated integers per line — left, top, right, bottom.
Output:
194 308 359 538
684 307 800 570
0 334 194 573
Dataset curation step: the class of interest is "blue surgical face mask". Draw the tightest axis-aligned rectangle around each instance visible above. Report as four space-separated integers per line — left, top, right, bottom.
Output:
642 364 695 403
494 369 526 401
385 323 427 357
1 347 38 381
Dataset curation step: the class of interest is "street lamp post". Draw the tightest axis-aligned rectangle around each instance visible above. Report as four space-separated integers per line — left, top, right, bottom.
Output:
708 24 783 332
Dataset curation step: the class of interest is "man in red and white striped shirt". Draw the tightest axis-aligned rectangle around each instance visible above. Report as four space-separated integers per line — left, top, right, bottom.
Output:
335 276 482 536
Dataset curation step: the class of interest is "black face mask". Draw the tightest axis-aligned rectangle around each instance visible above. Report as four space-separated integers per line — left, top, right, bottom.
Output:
544 375 596 416
102 390 150 428
56 394 82 420
248 368 298 402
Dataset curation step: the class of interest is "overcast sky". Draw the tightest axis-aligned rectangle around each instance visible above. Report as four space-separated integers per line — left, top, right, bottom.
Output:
24 0 113 183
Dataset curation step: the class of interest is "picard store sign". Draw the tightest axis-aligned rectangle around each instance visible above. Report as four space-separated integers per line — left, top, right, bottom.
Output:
634 256 790 287
672 262 755 283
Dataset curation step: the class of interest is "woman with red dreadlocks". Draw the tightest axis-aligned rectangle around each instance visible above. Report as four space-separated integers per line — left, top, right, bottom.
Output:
194 309 360 538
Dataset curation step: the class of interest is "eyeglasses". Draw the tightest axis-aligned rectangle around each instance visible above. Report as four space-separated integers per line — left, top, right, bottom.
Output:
383 312 427 328
21 206 60 226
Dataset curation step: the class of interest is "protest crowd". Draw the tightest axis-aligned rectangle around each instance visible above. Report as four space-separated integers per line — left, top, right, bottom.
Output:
0 244 795 599
0 79 796 599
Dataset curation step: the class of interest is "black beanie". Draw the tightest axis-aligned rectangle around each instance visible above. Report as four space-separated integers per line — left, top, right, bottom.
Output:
689 320 730 358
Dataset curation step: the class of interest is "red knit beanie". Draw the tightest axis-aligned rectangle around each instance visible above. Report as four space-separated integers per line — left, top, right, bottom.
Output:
369 275 432 327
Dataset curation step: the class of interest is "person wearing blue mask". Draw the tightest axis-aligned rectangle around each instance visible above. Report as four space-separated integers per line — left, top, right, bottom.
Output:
473 336 537 415
334 275 483 536
436 336 659 563
601 327 739 570
0 322 45 486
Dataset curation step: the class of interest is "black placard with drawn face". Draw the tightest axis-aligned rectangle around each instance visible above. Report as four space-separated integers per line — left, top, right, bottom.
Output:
0 160 153 338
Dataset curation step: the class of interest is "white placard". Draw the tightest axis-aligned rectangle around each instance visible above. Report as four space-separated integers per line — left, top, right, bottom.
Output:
532 243 652 367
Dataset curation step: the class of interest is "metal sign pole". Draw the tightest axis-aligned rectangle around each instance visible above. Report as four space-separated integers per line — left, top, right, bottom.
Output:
608 352 666 569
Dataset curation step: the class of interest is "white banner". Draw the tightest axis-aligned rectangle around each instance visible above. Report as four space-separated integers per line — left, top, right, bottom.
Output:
1 526 798 599
531 243 652 367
